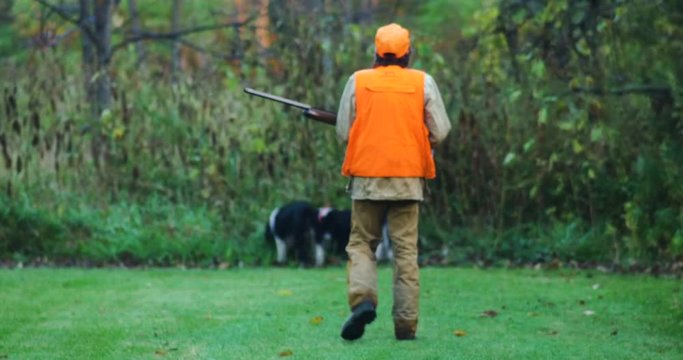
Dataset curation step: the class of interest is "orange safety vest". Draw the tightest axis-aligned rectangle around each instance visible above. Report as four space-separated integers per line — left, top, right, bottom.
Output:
341 65 436 179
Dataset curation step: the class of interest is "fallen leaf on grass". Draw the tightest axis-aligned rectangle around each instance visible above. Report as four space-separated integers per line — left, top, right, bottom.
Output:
583 310 596 316
453 329 467 337
277 289 293 297
480 310 498 318
155 347 178 356
310 316 324 325
279 349 293 357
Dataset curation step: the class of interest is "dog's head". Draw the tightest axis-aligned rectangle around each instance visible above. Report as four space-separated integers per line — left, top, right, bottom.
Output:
317 208 351 255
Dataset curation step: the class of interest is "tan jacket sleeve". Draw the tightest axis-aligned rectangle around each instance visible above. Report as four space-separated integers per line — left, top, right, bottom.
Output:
424 73 451 146
336 74 356 144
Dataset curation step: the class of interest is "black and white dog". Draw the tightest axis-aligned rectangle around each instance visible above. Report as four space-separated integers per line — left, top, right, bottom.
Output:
265 202 392 267
317 208 393 263
265 201 326 267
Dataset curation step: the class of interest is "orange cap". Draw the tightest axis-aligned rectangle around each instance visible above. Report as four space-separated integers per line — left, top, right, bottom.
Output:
375 23 410 58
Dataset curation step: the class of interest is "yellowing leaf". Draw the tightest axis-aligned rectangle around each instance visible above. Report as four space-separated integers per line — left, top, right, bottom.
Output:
206 164 217 176
453 329 467 337
572 140 584 154
277 289 293 297
310 316 324 325
480 310 498 318
585 76 595 87
569 78 581 90
113 126 125 140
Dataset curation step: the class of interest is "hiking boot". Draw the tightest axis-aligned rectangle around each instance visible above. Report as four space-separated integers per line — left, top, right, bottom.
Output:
340 301 376 341
394 320 417 340
395 327 416 340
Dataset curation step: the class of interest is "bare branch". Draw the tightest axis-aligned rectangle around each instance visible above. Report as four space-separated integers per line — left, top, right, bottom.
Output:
128 0 146 66
571 85 672 97
177 38 243 62
110 14 257 54
34 0 97 44
170 0 183 83
29 26 80 48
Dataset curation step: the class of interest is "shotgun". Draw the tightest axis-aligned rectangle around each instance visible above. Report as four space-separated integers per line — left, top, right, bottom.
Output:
244 88 337 126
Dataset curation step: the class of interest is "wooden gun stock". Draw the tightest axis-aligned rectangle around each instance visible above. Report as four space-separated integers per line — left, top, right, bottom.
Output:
304 108 336 125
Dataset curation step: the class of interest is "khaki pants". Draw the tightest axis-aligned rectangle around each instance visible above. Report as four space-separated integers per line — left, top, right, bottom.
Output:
346 199 419 334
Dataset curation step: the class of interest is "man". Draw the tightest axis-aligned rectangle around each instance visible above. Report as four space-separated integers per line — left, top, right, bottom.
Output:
336 23 451 341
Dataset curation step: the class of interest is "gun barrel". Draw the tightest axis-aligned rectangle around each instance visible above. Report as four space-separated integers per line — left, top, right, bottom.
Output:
244 88 311 110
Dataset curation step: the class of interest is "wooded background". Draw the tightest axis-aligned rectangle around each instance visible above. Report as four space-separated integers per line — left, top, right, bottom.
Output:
0 0 681 269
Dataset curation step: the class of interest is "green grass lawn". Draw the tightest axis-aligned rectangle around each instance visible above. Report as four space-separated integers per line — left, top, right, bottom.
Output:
0 267 681 360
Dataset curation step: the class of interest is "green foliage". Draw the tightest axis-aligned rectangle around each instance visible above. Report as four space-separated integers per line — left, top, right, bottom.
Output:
0 195 62 259
0 191 271 267
419 0 683 265
0 0 681 266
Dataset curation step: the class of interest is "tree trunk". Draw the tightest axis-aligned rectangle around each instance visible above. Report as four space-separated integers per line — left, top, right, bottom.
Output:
170 0 183 83
360 0 374 24
256 0 271 50
90 0 115 171
79 0 95 103
128 0 145 66
93 0 114 114
343 0 353 23
0 0 13 23
320 2 333 79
